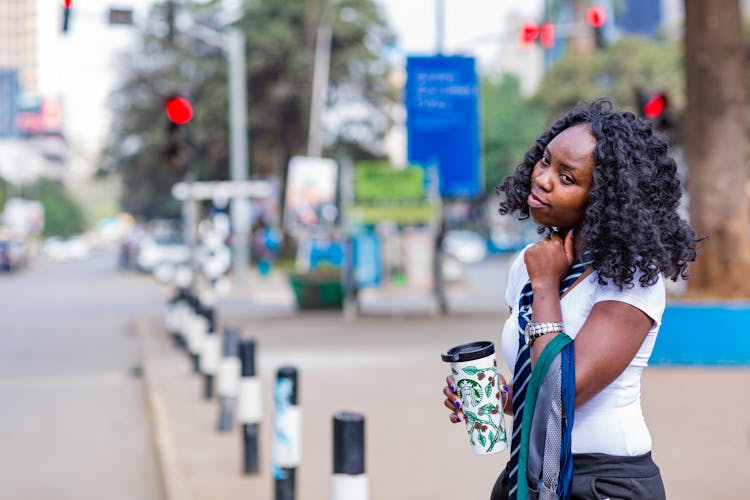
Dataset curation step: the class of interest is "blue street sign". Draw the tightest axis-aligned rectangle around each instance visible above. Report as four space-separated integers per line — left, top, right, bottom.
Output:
405 56 481 198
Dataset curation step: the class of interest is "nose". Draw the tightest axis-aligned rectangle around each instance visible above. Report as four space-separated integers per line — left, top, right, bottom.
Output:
535 165 553 192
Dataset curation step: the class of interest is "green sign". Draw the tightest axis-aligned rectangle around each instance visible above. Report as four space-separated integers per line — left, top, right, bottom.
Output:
344 203 438 225
354 162 424 202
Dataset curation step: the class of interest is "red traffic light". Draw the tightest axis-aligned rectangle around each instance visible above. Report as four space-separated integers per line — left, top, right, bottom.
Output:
165 96 193 125
643 93 667 119
586 6 607 28
539 22 555 49
521 21 540 45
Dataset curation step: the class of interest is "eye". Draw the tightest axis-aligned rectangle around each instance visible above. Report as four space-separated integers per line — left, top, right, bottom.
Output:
560 174 575 185
540 155 551 166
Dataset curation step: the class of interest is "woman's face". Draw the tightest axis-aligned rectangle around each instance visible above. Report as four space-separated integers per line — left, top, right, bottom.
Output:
527 124 596 231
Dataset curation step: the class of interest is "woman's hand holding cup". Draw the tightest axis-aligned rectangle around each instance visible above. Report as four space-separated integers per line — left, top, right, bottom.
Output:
445 374 510 424
443 375 465 423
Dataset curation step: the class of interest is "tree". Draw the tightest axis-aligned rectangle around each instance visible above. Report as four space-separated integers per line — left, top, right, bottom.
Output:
683 0 750 297
31 180 86 237
481 75 546 195
533 36 682 127
103 0 394 220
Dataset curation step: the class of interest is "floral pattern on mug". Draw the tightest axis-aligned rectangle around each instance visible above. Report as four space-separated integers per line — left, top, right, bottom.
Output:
452 364 507 454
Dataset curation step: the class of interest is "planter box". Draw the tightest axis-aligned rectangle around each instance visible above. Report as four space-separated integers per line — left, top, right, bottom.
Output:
288 274 343 310
651 303 750 366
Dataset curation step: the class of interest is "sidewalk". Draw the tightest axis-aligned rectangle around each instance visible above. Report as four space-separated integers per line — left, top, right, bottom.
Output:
137 268 750 500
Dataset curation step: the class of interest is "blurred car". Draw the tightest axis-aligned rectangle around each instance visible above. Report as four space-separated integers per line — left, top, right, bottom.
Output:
442 230 487 264
42 236 91 261
135 234 191 273
0 239 26 271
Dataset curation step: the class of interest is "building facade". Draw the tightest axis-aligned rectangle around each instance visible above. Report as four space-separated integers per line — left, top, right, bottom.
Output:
0 0 38 94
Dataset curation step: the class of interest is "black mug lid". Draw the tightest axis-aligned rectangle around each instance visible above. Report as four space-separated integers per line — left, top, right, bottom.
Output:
441 340 495 363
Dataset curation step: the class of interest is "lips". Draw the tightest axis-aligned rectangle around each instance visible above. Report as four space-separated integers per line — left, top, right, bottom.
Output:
527 192 549 208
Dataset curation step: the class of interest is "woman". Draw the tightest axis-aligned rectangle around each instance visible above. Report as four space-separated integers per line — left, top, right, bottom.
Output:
442 99 697 499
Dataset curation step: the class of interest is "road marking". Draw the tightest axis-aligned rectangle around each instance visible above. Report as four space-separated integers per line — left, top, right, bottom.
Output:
0 371 131 392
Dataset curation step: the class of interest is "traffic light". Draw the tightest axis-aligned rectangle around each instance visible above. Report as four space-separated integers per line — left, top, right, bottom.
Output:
165 95 193 125
520 22 540 46
636 90 670 130
539 22 555 49
586 6 607 49
520 21 554 49
163 95 193 174
62 0 72 33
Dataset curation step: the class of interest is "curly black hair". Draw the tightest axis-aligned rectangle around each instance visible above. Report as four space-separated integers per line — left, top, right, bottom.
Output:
497 98 697 289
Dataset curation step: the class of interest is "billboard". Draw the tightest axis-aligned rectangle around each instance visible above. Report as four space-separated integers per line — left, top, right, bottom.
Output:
405 56 481 198
283 156 338 233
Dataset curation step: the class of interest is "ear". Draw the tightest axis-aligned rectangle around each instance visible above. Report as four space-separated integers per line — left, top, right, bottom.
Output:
563 228 575 264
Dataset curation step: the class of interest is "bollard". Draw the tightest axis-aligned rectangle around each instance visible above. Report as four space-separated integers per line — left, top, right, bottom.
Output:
185 299 207 374
169 288 190 350
273 366 300 500
217 326 241 432
237 338 261 474
332 412 368 500
172 266 193 350
199 307 220 399
165 288 181 346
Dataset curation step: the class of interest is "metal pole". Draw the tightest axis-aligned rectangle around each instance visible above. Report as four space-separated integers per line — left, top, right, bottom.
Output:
436 0 445 54
227 29 250 283
307 21 332 157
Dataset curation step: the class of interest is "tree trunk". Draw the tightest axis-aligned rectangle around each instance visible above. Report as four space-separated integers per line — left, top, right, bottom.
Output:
570 0 595 57
684 0 750 298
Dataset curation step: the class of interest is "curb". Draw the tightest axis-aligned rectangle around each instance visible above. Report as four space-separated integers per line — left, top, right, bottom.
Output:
134 315 192 500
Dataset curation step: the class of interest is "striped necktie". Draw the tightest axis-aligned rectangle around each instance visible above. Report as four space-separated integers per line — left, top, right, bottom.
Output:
507 260 587 499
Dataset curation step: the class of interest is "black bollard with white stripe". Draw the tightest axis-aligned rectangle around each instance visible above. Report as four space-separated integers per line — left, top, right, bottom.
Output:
273 366 300 500
217 326 240 432
332 412 368 500
186 295 206 373
237 338 261 474
170 267 194 351
171 288 192 351
199 306 219 399
165 287 183 347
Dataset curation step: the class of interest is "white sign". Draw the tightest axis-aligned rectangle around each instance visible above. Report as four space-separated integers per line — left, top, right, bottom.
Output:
171 180 273 201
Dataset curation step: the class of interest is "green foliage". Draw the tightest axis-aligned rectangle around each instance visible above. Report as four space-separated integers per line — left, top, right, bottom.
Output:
0 177 7 210
25 180 86 237
103 0 394 219
481 75 547 196
533 36 682 126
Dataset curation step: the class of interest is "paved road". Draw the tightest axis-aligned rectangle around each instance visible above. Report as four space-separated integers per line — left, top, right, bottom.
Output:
0 251 165 500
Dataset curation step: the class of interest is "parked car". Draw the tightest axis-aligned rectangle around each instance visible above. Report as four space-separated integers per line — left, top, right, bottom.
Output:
442 230 487 264
42 236 91 262
0 239 26 271
135 233 191 273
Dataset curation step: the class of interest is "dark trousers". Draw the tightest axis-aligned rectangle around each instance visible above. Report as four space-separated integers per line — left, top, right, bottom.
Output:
490 452 666 500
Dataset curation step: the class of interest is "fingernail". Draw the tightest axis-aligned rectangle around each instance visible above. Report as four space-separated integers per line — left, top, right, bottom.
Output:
501 385 509 393
454 401 461 409
456 415 461 422
449 385 455 393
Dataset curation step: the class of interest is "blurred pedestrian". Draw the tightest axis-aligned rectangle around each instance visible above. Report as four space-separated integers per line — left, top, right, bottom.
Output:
442 99 698 499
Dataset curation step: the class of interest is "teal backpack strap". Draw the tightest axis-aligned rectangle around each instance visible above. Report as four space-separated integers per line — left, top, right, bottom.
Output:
516 334 573 499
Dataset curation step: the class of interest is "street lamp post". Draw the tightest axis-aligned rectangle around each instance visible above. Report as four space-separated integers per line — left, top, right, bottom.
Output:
178 20 251 283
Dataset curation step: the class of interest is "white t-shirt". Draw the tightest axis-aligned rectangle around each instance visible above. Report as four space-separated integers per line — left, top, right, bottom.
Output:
501 247 665 456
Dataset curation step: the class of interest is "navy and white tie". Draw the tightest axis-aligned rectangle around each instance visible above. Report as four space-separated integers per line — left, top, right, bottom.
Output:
507 260 587 499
